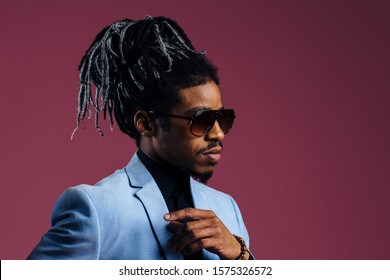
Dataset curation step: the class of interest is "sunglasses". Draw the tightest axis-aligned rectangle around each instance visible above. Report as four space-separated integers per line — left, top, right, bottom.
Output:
149 109 236 136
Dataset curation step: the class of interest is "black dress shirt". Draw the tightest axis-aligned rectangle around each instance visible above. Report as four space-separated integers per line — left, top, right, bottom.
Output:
137 149 194 212
137 149 252 260
137 149 203 259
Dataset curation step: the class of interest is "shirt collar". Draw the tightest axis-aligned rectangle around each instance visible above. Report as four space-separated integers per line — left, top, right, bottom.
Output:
136 149 189 201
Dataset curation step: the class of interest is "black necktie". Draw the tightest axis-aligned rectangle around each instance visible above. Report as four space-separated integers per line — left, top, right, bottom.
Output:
171 184 203 260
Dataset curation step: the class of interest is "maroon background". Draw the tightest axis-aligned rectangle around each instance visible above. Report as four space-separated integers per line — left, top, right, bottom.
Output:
1 0 389 259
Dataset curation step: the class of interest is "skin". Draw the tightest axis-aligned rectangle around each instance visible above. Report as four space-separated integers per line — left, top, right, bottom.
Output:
134 81 249 260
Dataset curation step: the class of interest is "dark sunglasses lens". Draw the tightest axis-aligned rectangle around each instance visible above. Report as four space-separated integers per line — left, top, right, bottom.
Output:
191 110 236 136
218 110 235 134
191 111 215 136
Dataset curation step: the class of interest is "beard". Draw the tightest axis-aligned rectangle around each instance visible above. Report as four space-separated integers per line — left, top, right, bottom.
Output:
191 170 213 184
190 141 222 183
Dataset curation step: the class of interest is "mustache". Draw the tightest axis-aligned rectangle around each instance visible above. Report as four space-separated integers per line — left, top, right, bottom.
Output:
197 141 223 154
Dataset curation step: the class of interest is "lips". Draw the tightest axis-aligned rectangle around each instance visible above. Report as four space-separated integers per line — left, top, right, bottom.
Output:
203 147 222 164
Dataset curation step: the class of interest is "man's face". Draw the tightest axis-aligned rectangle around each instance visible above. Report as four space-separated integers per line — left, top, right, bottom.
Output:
152 81 226 183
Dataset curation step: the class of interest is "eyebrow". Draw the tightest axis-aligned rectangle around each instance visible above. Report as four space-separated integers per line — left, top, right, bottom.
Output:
185 106 225 115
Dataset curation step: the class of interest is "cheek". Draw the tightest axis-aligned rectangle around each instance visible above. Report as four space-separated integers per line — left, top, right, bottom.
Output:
174 137 202 163
168 122 205 163
188 140 205 163
171 125 198 152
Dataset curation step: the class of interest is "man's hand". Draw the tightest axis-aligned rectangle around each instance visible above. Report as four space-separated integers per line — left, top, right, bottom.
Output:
164 208 248 260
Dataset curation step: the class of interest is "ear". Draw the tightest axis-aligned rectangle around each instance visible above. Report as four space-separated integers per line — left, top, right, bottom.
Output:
134 110 156 138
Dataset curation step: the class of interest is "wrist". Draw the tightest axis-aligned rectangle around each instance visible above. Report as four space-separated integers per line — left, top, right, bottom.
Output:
233 234 248 260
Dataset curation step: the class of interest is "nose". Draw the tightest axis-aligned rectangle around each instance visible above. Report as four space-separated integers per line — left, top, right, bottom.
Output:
205 120 225 142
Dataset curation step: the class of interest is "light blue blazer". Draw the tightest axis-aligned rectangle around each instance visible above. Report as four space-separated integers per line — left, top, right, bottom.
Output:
28 153 250 260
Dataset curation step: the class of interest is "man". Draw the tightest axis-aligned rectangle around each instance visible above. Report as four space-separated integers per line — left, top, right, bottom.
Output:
28 16 251 260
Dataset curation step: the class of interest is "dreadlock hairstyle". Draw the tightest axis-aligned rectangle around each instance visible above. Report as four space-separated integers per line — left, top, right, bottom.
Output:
72 16 219 146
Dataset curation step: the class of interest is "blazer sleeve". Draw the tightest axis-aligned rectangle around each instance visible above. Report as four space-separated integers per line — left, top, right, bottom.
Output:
27 187 100 259
228 194 255 259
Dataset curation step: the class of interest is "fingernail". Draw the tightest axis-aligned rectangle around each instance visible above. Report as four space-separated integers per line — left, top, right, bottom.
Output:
164 213 171 219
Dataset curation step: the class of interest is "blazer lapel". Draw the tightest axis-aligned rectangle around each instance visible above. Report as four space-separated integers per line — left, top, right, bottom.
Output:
125 154 184 260
189 178 219 260
190 178 211 210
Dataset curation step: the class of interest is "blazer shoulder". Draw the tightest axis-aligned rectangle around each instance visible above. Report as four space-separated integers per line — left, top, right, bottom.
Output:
60 167 138 220
192 179 236 202
71 168 131 196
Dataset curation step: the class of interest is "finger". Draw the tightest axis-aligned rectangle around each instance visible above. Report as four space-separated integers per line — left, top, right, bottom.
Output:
173 227 218 254
167 221 184 233
183 237 213 255
168 218 213 250
164 208 215 221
